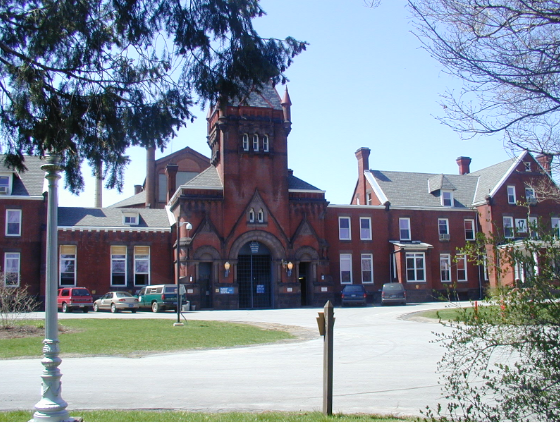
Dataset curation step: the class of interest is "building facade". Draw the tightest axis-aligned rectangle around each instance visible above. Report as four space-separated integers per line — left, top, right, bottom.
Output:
2 83 560 308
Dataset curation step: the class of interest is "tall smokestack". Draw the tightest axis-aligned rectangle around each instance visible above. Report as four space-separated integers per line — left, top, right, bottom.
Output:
94 160 103 208
145 147 156 208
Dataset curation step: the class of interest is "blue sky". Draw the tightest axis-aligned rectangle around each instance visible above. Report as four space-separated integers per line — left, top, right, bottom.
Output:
59 0 511 207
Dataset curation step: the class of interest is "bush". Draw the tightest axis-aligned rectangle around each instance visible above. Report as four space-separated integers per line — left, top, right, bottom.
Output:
0 284 39 328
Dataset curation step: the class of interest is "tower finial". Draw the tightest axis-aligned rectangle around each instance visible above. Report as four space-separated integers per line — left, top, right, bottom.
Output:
281 86 292 124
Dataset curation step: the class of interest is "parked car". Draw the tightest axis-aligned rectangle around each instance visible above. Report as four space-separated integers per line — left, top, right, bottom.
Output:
137 284 186 312
341 284 367 306
93 291 139 313
57 287 94 313
381 283 407 305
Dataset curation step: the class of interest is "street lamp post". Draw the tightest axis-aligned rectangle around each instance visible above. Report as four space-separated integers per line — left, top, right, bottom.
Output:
32 154 73 422
175 220 192 327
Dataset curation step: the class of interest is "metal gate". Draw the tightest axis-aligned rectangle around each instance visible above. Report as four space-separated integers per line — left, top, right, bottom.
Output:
238 241 271 309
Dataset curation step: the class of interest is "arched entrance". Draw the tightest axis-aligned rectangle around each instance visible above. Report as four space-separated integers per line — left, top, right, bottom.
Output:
238 241 272 309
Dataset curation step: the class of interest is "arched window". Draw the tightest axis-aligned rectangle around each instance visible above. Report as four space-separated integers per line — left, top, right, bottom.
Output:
258 209 264 223
242 134 249 151
248 208 255 222
253 134 259 151
262 135 269 152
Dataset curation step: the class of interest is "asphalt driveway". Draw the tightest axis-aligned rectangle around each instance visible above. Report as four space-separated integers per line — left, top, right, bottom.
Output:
0 302 461 417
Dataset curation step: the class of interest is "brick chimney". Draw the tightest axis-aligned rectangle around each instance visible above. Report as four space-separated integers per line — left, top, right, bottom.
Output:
456 156 472 175
536 154 553 175
165 163 179 203
134 185 143 195
355 147 371 205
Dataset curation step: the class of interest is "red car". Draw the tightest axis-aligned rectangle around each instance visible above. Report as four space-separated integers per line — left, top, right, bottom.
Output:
57 287 94 313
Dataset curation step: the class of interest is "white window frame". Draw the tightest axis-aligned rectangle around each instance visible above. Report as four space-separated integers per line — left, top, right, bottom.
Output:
262 135 269 152
122 213 139 226
0 174 11 195
406 252 426 282
399 218 411 241
456 254 467 281
361 253 374 284
440 254 452 283
441 191 453 207
5 209 21 236
507 186 516 204
134 246 150 286
464 219 475 241
257 209 264 223
340 253 352 284
4 252 20 287
59 245 77 286
438 218 449 235
248 208 255 223
242 134 249 151
552 217 560 237
525 187 536 202
503 216 514 238
111 246 127 287
524 162 531 172
339 217 351 240
252 134 259 151
360 217 372 240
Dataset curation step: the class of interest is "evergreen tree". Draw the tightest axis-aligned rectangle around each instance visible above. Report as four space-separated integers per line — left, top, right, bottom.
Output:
0 0 306 192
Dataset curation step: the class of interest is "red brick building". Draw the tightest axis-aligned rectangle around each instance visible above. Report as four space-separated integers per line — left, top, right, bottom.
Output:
2 83 560 308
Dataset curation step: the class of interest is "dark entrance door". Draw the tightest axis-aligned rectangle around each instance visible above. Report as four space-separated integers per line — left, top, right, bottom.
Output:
238 241 271 309
199 262 212 309
299 262 309 306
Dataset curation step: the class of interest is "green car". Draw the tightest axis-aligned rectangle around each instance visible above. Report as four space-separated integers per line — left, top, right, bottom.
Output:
137 284 186 313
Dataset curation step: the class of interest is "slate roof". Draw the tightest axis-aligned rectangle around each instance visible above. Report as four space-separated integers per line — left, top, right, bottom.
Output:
0 155 46 197
230 82 283 110
58 207 171 229
366 153 531 209
288 174 323 191
109 191 146 208
182 166 223 190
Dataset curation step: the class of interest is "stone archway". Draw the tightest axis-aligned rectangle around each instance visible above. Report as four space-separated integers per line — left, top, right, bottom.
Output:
192 245 221 309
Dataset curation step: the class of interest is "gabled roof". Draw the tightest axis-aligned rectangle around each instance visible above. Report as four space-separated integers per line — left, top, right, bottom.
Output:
288 173 323 192
428 174 456 193
108 191 145 208
58 207 171 230
470 155 521 205
0 155 46 197
182 166 223 190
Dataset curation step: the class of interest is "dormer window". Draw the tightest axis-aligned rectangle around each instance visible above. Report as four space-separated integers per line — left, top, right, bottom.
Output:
524 162 531 172
123 213 139 225
242 134 249 151
263 135 269 152
0 175 11 195
248 208 255 223
258 209 264 223
253 134 259 151
441 191 453 207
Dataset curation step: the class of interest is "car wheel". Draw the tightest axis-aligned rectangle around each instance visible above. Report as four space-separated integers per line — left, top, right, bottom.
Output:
110 303 118 313
93 303 99 312
131 309 137 313
151 302 160 313
83 307 89 313
62 303 70 313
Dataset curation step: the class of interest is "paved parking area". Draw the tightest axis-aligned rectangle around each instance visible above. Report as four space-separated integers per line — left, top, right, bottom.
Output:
0 302 463 417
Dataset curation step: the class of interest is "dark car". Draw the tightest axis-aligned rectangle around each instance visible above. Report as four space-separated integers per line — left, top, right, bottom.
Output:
341 284 367 306
381 283 406 305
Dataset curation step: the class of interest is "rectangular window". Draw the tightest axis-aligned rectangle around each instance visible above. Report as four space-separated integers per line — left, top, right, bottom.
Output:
242 134 249 151
360 217 372 240
361 254 373 284
440 254 451 282
5 209 21 236
438 218 449 238
442 191 453 207
0 175 10 194
262 135 269 152
456 254 467 281
134 246 150 286
503 216 514 238
111 246 127 286
339 217 351 240
399 218 411 241
340 254 352 284
507 186 516 204
552 217 560 237
252 134 259 151
525 187 536 203
4 252 20 286
59 245 77 286
464 219 475 240
406 252 425 282
529 216 539 238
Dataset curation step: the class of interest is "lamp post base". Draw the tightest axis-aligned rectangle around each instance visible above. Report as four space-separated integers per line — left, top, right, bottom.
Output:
173 322 184 327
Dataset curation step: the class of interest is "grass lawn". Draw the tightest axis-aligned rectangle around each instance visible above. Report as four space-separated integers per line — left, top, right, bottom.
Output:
0 319 294 359
0 410 412 422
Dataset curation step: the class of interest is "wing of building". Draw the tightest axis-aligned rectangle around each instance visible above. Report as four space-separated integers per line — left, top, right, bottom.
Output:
1 86 559 308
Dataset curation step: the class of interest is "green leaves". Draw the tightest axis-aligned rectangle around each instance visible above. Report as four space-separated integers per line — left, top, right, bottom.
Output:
0 0 306 193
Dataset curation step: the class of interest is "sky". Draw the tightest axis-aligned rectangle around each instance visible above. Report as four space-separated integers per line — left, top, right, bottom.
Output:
58 0 512 208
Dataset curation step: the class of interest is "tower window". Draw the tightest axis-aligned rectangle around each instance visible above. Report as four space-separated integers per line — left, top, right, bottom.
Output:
253 134 259 151
263 135 269 152
242 134 249 151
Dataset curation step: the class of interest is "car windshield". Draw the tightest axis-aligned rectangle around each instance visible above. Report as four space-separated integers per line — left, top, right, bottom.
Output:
343 285 364 292
73 289 90 296
115 292 131 298
164 287 177 294
383 284 403 291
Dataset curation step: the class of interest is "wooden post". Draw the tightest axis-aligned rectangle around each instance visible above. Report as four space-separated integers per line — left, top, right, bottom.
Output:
322 301 335 415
